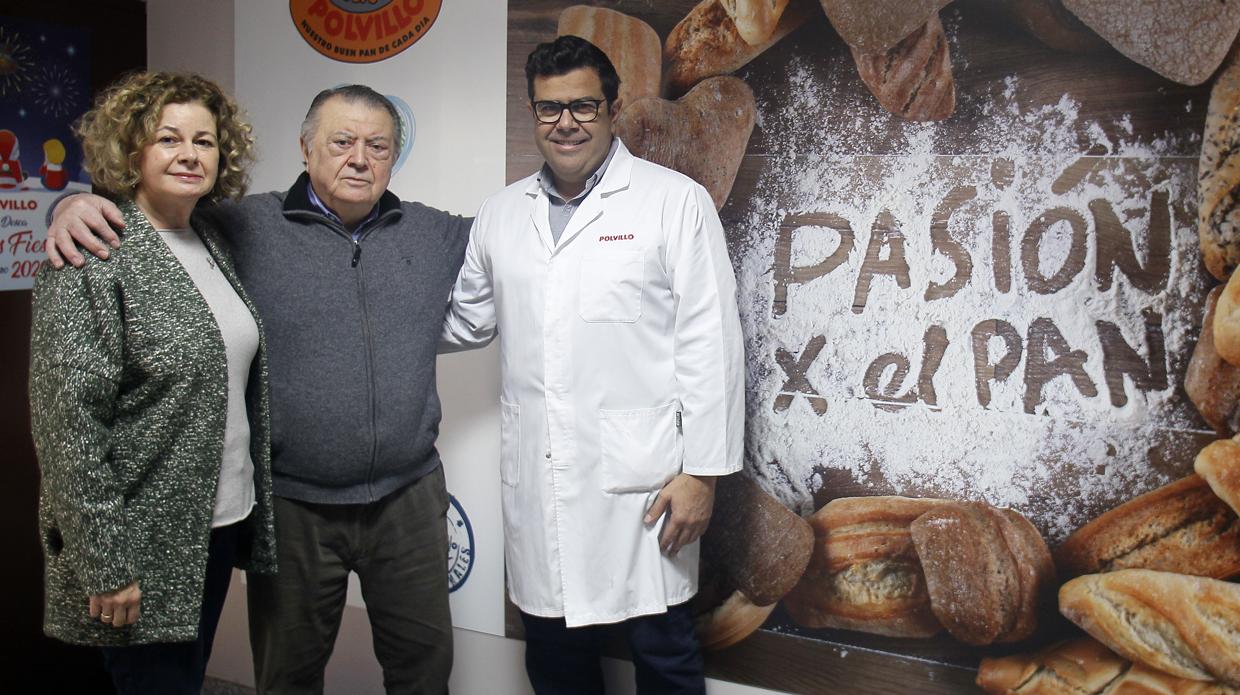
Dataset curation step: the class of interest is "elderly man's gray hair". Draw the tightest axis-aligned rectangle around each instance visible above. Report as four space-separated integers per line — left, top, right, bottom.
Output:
300 84 404 152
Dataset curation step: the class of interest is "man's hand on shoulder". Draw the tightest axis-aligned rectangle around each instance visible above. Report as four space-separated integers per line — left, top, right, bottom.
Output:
644 473 717 557
47 194 124 269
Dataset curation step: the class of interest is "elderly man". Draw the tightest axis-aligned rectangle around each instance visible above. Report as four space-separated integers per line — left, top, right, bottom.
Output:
47 85 469 695
441 36 744 694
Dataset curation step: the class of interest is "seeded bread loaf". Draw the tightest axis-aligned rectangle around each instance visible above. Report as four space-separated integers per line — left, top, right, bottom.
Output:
1187 287 1240 435
851 13 955 122
783 496 949 637
1199 49 1240 281
1054 474 1240 580
1059 569 1240 685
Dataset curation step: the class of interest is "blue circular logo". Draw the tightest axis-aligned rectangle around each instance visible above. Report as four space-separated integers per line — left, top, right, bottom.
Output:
446 493 474 592
385 93 416 175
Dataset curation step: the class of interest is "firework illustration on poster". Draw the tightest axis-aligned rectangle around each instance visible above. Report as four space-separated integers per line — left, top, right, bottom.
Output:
0 16 90 291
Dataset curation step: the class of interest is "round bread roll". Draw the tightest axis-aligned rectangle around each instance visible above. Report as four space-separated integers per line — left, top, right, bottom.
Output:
694 590 776 651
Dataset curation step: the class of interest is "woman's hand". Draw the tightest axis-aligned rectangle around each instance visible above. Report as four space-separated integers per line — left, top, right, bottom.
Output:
90 581 141 628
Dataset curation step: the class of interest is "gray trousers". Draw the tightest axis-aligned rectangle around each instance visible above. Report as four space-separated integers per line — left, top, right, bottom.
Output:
247 466 453 695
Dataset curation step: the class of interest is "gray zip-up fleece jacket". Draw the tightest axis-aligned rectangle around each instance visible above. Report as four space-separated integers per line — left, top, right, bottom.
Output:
193 173 471 503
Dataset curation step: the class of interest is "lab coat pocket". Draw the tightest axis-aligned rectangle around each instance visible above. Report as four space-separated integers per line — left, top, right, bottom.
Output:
599 401 682 493
500 400 520 487
578 251 644 323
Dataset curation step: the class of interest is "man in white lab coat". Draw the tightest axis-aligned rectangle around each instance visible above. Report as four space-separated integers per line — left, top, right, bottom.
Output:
441 36 745 693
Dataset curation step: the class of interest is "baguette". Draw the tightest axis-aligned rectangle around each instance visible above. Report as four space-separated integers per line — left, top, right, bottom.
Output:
1199 48 1240 281
977 637 1240 694
1054 474 1240 581
664 0 814 97
1059 569 1240 685
851 13 955 122
720 0 791 45
613 76 756 211
782 496 948 637
911 502 1054 645
557 6 661 105
1060 0 1240 86
1186 287 1240 435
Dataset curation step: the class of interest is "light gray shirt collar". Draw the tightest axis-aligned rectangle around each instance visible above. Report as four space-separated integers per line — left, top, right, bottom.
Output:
538 137 619 244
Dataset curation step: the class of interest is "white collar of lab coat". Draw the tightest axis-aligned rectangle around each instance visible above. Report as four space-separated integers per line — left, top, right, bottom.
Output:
525 138 634 255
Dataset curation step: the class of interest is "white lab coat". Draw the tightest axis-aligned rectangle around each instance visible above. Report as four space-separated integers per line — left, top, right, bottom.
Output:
442 140 744 626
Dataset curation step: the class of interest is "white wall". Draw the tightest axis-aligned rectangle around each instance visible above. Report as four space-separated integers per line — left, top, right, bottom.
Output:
145 1 784 692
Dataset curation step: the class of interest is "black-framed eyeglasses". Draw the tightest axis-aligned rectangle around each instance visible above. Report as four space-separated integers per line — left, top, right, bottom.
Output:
532 98 606 124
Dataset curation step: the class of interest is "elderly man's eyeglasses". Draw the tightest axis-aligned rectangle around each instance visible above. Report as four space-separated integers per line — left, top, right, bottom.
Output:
532 98 606 124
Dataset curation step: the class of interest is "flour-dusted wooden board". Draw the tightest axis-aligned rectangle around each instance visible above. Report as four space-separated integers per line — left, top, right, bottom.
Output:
506 1 1217 692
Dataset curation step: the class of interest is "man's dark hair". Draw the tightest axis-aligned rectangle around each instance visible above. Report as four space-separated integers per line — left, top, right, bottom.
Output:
525 35 621 104
301 84 403 151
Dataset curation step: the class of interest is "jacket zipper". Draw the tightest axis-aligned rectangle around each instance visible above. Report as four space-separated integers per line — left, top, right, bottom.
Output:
351 233 379 500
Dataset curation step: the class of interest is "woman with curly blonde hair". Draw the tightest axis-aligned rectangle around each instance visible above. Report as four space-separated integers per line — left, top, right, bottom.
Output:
29 71 277 694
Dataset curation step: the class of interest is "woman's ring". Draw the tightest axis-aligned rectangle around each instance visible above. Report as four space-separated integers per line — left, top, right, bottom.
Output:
100 613 113 620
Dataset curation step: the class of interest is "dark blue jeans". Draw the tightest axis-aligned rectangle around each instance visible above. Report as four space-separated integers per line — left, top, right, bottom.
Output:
100 519 241 695
521 601 705 695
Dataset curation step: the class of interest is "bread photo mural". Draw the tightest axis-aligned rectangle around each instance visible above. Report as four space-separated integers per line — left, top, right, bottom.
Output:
505 1 1239 692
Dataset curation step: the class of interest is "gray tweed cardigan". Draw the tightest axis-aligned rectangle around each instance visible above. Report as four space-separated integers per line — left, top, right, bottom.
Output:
29 200 277 646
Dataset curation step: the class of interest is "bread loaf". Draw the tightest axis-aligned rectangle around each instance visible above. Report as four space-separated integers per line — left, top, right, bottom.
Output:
819 0 953 52
782 496 948 637
664 0 813 97
1054 474 1240 581
851 13 955 122
1060 569 1240 685
1199 49 1240 281
1196 437 1240 520
911 502 1054 645
977 637 1127 694
557 6 661 105
720 0 791 45
614 76 755 211
997 0 1107 53
694 589 776 650
1060 0 1240 86
1187 287 1240 435
977 637 1240 694
699 473 813 605
1217 265 1240 366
